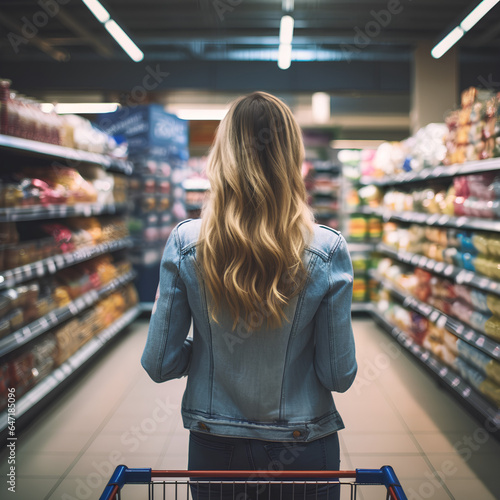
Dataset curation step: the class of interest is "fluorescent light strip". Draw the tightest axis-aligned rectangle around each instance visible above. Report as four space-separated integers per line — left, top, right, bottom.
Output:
174 109 229 120
81 0 110 23
432 0 500 58
104 20 144 62
461 0 500 31
431 26 465 59
278 44 292 70
81 0 143 62
41 103 120 114
279 15 294 45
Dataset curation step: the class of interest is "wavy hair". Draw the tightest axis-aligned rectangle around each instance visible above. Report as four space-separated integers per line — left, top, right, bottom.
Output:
198 91 314 330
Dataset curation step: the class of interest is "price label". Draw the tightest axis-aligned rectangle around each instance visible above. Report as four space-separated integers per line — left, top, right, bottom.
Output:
437 315 447 329
462 387 471 398
451 377 460 387
419 256 428 267
444 265 454 276
455 217 468 227
465 330 475 341
68 302 78 315
489 282 499 291
22 265 33 279
427 214 439 225
455 324 464 334
47 258 57 274
64 253 74 264
421 351 430 361
411 255 421 266
54 255 64 267
36 262 45 276
434 262 445 273
429 311 440 323
39 317 49 330
438 215 450 225
476 336 485 347
456 271 467 284
426 260 435 270
439 367 448 377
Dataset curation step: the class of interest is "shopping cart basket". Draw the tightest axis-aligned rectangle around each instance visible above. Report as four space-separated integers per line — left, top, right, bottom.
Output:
99 465 408 500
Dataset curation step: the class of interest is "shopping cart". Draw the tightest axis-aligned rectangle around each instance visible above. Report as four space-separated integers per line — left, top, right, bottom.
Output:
99 465 408 500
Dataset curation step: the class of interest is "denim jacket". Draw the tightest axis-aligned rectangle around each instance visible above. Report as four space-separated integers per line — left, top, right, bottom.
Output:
141 218 357 442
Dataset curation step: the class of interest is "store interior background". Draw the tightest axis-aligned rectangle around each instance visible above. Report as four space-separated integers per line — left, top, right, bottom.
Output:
1 1 500 499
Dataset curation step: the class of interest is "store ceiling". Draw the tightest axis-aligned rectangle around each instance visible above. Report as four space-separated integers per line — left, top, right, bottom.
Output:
1 0 499 140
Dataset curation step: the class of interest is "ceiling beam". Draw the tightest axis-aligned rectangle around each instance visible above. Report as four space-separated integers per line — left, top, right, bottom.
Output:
0 12 69 61
55 8 114 57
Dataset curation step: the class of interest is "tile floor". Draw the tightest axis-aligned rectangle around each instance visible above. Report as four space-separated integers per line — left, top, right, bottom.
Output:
1 317 499 500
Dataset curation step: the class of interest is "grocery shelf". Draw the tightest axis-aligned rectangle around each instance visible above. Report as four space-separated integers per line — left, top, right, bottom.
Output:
376 243 500 300
0 304 141 434
0 270 136 358
0 237 133 290
185 204 203 211
347 242 376 253
360 158 500 187
371 309 500 430
351 302 373 313
0 202 129 222
0 133 133 174
374 272 500 361
369 207 500 233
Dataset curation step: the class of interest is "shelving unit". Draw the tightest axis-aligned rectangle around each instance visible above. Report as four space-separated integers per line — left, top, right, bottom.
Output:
372 309 500 432
0 237 132 289
0 134 133 174
376 243 500 298
361 158 500 187
0 270 136 358
366 157 500 429
0 131 138 434
0 304 141 435
0 203 128 223
373 272 500 361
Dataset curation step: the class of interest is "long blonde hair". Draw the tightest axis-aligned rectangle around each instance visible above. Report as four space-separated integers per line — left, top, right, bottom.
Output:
198 91 314 330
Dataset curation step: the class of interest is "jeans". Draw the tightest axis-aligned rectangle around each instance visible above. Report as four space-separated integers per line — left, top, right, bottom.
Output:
188 431 341 500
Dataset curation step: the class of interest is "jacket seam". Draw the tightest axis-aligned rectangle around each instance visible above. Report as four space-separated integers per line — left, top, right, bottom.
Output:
156 228 181 380
183 408 340 426
279 253 318 421
327 235 343 262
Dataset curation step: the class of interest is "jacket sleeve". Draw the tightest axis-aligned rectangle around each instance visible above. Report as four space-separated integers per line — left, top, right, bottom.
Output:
141 226 193 382
313 235 357 393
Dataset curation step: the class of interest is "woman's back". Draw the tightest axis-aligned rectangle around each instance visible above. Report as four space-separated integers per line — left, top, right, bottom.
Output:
142 217 356 442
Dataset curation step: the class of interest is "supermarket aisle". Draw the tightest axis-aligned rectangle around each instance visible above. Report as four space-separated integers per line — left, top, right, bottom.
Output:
1 317 500 500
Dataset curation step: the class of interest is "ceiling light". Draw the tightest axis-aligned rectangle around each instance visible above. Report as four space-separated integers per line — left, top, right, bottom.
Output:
174 109 229 120
431 26 465 59
41 103 120 114
312 92 331 124
279 15 294 45
81 0 110 23
460 0 500 31
278 44 292 70
104 20 144 62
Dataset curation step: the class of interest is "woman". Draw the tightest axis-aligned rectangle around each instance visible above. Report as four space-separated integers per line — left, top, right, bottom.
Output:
141 91 357 500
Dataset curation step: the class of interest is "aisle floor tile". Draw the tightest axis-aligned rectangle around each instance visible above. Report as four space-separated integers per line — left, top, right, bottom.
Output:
445 478 500 500
48 475 109 499
84 432 170 455
10 477 59 500
414 431 500 455
17 431 91 454
14 451 78 478
399 479 454 500
341 432 421 455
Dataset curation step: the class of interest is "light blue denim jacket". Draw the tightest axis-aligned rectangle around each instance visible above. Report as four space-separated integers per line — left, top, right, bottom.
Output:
141 218 357 442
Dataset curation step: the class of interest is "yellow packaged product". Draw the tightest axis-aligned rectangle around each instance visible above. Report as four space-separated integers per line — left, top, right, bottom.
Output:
486 294 500 317
484 316 500 342
479 379 500 408
472 233 489 256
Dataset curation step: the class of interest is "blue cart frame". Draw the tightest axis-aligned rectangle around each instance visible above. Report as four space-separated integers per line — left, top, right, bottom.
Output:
100 465 408 499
